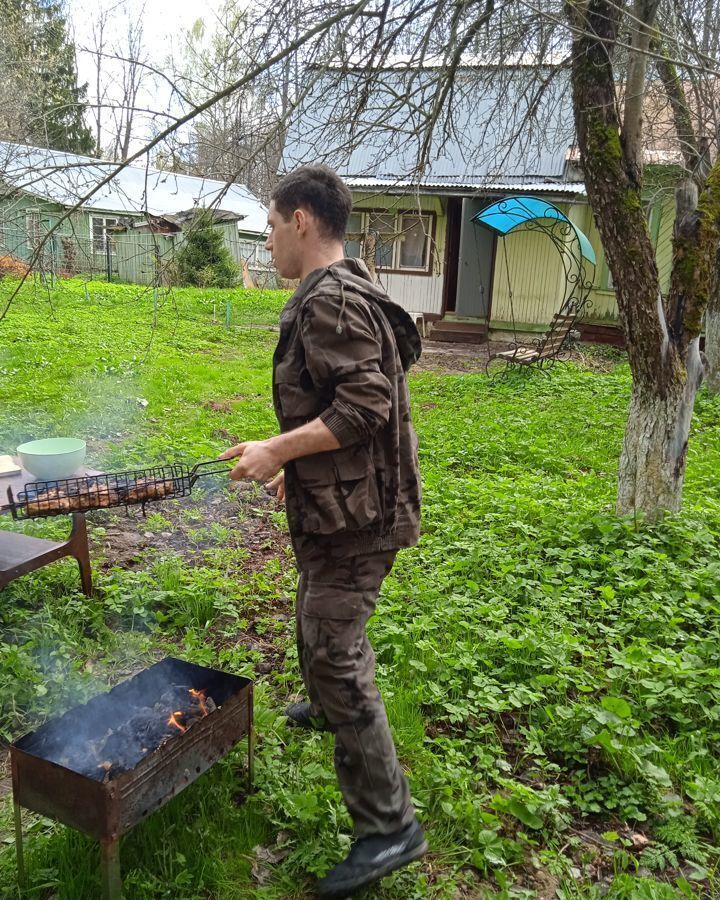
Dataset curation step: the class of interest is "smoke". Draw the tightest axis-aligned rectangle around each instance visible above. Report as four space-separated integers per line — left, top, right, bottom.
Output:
14 657 243 781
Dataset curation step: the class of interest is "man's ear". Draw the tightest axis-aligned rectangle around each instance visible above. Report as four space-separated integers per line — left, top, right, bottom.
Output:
293 208 308 234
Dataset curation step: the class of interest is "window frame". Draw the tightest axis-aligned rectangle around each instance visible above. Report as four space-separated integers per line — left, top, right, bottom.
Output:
90 215 119 255
345 208 436 276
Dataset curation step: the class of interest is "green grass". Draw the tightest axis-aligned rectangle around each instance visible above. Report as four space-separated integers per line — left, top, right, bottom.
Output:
1 279 720 897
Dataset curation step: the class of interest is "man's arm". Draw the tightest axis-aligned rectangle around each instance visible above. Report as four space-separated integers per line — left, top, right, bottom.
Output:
221 292 387 483
219 417 340 482
302 294 391 447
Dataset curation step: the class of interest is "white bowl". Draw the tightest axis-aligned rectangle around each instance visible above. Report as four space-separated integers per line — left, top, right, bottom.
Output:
17 438 87 481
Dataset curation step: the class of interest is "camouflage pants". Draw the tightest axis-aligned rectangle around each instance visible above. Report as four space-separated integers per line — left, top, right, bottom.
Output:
295 549 416 837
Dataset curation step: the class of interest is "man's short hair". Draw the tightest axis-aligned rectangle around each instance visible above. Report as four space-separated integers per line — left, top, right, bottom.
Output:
271 165 352 241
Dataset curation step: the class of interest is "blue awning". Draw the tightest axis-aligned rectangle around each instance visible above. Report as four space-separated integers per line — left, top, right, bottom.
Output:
472 195 596 266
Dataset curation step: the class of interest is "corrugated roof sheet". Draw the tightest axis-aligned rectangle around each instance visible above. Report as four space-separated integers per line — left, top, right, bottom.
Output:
0 142 268 235
345 177 586 195
282 66 579 189
314 52 571 69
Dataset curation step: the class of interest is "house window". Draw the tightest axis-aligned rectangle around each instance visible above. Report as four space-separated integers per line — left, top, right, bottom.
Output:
601 259 614 291
398 214 431 269
369 212 396 269
345 210 434 273
91 216 118 253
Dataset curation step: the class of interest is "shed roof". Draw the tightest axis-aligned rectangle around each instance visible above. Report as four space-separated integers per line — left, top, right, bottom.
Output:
113 208 243 234
0 142 268 236
281 66 580 191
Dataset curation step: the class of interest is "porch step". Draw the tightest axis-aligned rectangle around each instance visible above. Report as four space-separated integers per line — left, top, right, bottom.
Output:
427 320 488 344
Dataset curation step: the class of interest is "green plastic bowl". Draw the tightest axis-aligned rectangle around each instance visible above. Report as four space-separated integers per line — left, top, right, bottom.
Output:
17 438 87 480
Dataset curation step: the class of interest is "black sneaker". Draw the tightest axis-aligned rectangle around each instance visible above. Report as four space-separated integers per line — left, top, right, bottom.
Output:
317 820 428 898
284 701 333 733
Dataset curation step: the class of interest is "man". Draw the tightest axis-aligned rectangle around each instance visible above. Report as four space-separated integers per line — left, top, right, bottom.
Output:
220 165 425 898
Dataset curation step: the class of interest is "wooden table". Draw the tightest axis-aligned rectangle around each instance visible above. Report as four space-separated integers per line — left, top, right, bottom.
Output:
0 462 95 596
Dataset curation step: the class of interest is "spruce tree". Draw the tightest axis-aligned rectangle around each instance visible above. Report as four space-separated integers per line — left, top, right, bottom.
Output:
175 211 239 288
0 0 95 154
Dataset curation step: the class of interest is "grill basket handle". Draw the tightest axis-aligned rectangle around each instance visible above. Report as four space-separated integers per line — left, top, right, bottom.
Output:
6 486 19 520
188 458 235 485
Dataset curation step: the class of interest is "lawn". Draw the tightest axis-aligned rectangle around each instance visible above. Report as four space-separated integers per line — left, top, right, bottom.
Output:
1 278 720 899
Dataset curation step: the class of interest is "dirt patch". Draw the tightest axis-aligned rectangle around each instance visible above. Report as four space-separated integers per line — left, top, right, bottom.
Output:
91 481 290 573
415 339 625 376
415 340 494 375
203 400 233 413
533 869 561 899
572 345 628 372
87 483 294 677
202 394 251 414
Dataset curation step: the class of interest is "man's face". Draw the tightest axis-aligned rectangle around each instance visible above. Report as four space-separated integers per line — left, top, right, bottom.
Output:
265 201 303 279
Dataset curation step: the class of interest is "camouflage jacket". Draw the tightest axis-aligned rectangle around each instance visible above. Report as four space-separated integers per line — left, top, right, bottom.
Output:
272 258 422 563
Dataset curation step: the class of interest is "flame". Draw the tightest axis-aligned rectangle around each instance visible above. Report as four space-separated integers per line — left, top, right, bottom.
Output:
167 710 187 733
166 690 209 736
189 688 209 717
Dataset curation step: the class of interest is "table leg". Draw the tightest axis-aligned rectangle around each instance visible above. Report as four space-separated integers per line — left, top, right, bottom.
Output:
69 513 92 596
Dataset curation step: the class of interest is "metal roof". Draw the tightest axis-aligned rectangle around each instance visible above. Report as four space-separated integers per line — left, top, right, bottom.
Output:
281 67 579 189
0 142 268 236
345 177 586 196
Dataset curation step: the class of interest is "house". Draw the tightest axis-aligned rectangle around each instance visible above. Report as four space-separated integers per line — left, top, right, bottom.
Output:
0 142 270 284
281 63 677 344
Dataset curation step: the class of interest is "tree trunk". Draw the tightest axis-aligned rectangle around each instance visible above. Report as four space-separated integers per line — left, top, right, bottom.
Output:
617 339 703 517
569 0 719 519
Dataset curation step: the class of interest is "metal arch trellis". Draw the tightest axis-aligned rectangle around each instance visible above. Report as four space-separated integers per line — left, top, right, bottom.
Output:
471 196 597 377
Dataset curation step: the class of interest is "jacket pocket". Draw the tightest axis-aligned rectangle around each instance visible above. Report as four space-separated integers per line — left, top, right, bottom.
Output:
293 446 383 535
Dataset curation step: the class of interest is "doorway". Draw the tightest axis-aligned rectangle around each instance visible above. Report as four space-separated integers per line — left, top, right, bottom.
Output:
453 197 494 319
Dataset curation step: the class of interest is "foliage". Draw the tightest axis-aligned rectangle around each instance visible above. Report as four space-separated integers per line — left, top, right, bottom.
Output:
180 5 284 200
0 0 95 153
1 281 720 897
174 211 240 289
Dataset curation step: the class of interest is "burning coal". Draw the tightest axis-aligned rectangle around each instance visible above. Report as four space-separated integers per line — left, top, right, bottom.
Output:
28 684 217 782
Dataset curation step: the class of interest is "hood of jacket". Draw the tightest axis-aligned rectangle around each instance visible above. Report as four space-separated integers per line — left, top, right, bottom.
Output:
296 258 422 372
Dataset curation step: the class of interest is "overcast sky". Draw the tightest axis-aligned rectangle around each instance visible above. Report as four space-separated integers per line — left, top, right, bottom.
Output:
66 0 225 155
67 0 223 61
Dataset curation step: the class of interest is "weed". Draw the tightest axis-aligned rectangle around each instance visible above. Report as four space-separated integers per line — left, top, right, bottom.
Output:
1 281 720 896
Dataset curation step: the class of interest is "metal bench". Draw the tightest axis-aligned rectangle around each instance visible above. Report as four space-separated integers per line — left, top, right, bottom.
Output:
486 303 582 377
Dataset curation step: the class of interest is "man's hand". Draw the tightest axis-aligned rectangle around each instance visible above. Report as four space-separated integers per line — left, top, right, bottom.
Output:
219 440 284 482
265 471 285 503
219 419 338 487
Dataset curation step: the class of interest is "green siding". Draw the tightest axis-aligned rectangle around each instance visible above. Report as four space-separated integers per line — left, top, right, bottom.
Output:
0 192 102 274
114 230 176 284
655 196 675 296
0 190 266 284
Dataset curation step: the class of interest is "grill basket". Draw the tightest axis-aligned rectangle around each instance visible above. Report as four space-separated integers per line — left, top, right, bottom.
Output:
7 459 229 520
